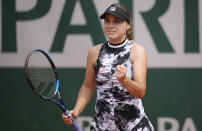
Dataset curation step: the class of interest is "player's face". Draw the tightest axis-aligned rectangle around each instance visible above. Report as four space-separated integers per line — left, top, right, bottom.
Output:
104 14 130 44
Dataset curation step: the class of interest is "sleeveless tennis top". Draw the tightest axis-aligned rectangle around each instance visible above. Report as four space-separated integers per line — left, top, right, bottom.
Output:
90 39 152 131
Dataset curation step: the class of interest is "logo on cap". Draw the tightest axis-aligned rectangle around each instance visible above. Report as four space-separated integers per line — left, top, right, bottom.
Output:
110 7 116 11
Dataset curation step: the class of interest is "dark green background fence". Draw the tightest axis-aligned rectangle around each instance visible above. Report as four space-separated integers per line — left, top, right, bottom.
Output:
1 68 201 130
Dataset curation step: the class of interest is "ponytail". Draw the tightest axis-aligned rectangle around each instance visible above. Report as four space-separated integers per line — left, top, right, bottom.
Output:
126 23 134 40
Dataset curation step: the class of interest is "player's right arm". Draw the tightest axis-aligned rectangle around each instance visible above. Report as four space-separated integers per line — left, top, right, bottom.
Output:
62 44 102 125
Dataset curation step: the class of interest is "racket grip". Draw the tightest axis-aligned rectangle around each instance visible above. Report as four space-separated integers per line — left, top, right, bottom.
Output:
64 110 82 131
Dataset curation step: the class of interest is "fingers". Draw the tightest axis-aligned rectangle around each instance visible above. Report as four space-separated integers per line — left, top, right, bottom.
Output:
115 70 124 78
62 110 74 125
117 65 126 70
116 65 127 79
117 65 126 72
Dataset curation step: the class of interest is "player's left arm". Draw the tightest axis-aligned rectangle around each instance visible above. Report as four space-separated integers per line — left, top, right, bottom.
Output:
116 43 147 98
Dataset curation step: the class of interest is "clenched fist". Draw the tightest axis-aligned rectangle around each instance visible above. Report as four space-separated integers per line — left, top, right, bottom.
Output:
115 65 127 83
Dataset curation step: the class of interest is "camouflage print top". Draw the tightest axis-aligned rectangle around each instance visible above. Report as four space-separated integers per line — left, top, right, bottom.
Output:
90 39 152 131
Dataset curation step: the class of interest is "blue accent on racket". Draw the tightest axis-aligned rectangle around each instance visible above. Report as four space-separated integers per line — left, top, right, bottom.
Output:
55 80 59 95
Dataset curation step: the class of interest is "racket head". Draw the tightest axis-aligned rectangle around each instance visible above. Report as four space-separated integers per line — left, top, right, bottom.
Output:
24 49 82 131
24 49 65 111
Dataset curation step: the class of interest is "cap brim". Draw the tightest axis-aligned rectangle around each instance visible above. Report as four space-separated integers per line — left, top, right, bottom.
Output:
100 13 105 19
99 5 130 23
100 12 126 22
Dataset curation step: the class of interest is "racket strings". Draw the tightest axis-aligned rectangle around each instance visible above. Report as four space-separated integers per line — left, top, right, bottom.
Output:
26 52 57 99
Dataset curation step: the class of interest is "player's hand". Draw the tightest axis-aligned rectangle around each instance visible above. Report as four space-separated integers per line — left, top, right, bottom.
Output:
115 65 127 83
62 110 76 125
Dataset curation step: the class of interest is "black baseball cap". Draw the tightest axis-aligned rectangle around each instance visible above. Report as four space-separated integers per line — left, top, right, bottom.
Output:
100 4 130 24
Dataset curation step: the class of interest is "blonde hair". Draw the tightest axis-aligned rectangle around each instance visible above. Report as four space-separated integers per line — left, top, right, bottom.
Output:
112 4 134 40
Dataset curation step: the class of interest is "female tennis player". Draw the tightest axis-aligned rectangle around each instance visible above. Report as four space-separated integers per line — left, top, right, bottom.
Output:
62 4 154 131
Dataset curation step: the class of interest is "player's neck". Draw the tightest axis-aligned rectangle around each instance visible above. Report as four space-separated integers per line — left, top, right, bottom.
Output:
108 38 127 48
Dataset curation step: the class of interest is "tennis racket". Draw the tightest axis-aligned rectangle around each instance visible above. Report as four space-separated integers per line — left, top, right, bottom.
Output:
24 49 81 131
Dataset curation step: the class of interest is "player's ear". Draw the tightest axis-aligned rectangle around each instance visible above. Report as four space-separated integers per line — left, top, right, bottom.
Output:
126 23 130 30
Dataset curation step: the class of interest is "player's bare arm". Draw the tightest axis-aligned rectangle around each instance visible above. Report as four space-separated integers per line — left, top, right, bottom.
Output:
116 43 147 98
73 44 102 117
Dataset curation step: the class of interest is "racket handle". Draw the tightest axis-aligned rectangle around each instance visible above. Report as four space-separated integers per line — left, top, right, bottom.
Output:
64 110 82 131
